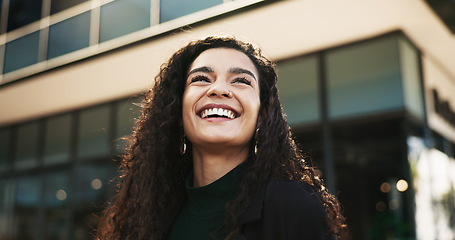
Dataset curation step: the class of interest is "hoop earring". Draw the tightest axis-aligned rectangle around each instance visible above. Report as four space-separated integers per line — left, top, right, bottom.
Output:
180 136 187 155
254 128 259 155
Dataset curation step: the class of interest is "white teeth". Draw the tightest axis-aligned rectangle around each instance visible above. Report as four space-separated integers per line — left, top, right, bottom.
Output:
200 108 236 119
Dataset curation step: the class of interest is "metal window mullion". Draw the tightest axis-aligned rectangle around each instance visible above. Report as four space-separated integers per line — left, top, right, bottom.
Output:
39 0 51 61
318 51 337 194
151 0 160 26
90 1 101 46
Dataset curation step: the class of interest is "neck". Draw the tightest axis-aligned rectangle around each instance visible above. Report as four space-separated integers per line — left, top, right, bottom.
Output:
191 146 249 187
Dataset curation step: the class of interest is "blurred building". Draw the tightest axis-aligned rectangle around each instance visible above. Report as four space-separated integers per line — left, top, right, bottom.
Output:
0 0 455 239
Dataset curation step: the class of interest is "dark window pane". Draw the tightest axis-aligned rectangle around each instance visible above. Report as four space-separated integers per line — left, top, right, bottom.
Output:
277 55 319 125
0 180 14 238
0 128 11 171
47 11 90 59
159 0 222 23
13 176 42 239
7 0 42 31
74 163 116 239
51 0 88 15
113 98 140 155
14 121 40 169
44 114 72 165
44 171 71 239
77 105 110 159
327 36 403 119
3 31 40 73
99 0 150 43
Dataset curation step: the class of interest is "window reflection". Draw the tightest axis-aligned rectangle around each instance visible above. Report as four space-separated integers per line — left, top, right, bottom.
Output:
44 171 70 240
74 163 116 240
277 55 319 125
7 0 42 31
113 98 141 155
160 0 222 23
48 12 91 59
77 105 110 160
15 121 40 169
0 128 11 171
13 176 42 239
44 113 72 165
3 31 40 73
51 0 88 15
99 0 151 43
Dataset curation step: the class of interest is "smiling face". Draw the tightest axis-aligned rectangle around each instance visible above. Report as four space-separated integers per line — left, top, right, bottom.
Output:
182 48 261 151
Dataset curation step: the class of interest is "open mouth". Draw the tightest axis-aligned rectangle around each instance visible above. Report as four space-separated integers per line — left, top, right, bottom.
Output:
199 108 238 119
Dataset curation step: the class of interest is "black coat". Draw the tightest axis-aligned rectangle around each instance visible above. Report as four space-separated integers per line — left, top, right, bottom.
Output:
163 179 336 240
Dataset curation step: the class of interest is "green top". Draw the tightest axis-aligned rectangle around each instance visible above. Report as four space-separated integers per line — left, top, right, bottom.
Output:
167 161 247 240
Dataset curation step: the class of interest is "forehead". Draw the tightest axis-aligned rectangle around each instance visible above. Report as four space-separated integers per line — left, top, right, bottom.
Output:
189 48 258 75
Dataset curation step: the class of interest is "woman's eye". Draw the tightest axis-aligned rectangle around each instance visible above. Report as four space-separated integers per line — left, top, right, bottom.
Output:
233 77 251 85
190 75 210 83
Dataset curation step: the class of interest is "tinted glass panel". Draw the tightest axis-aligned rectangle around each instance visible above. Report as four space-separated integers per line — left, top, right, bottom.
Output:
326 36 403 119
0 128 10 171
77 105 110 159
74 163 116 239
48 12 90 59
0 180 14 238
399 37 424 120
44 114 72 165
114 98 140 155
160 0 222 23
277 55 319 125
7 0 42 31
14 121 40 169
44 171 70 239
3 31 40 73
13 176 42 239
51 0 88 15
99 0 151 43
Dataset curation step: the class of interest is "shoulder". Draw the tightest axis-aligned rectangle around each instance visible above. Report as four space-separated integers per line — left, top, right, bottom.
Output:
263 179 327 226
264 179 323 208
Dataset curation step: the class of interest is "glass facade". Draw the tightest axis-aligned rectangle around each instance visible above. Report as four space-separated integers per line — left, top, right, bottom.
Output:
7 0 42 31
0 98 137 239
47 12 91 59
159 0 223 23
0 0 253 78
99 0 151 43
3 31 40 73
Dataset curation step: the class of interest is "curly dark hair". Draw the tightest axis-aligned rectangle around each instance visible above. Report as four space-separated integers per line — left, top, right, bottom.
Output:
96 36 347 240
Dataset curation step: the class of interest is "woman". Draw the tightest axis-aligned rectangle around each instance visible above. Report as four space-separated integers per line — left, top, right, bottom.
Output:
96 36 347 240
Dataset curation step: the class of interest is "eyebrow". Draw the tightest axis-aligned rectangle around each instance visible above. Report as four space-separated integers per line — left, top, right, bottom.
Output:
187 66 257 81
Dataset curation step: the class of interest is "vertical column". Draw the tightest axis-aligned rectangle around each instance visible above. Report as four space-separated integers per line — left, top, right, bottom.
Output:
318 52 337 194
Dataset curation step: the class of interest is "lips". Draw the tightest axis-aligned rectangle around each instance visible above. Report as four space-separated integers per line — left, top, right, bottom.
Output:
197 104 239 119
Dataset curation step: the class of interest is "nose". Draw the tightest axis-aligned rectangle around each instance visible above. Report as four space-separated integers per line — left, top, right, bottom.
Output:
206 80 233 98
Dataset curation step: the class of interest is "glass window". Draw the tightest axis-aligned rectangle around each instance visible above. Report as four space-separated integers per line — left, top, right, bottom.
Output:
44 113 72 165
99 0 151 43
326 36 404 119
51 0 88 15
14 121 40 169
77 104 110 159
74 163 117 239
277 55 319 125
113 98 141 155
13 176 42 239
0 180 14 238
0 128 11 171
47 11 90 59
44 171 70 240
159 0 222 23
399 37 424 120
7 0 42 31
3 31 40 73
